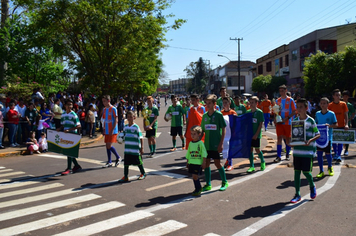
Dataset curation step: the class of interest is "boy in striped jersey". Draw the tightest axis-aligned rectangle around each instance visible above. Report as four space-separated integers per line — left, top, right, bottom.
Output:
289 98 320 203
118 111 146 182
58 99 82 175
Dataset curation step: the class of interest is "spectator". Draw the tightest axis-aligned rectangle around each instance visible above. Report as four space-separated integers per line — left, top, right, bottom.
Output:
7 102 20 147
16 98 27 143
0 104 4 149
53 98 63 129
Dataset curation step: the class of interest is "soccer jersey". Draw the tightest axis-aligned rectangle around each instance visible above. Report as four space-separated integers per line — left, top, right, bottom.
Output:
123 123 143 156
187 105 205 119
186 140 207 165
277 97 296 125
61 111 80 133
293 116 320 158
102 106 118 135
234 104 247 116
260 100 271 114
221 109 237 116
347 102 355 126
201 110 226 151
247 108 264 139
315 110 337 141
165 104 184 127
183 106 191 119
328 101 348 128
217 97 235 110
145 106 159 129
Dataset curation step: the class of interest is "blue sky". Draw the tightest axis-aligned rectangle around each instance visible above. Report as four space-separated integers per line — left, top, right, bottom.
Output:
161 0 356 82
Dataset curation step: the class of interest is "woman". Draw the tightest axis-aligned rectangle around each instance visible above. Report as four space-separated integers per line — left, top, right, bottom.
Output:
7 102 20 147
40 103 54 125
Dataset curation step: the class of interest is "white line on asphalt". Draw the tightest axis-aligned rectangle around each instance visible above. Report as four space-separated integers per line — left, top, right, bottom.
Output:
0 201 125 236
203 233 221 236
0 171 26 178
0 166 5 169
123 220 187 236
0 169 13 173
146 178 190 191
0 183 63 199
0 194 101 221
0 175 35 183
0 180 46 190
232 164 342 236
266 131 277 136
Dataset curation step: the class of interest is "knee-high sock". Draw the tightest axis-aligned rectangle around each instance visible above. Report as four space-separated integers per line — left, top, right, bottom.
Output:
152 144 156 153
286 144 291 156
149 145 153 153
337 143 343 156
204 167 211 186
67 157 72 170
332 143 337 155
124 165 129 177
172 139 176 148
303 171 315 188
193 179 201 191
277 144 282 158
294 170 301 196
181 137 185 147
317 151 324 172
326 154 332 168
110 146 120 160
258 151 265 163
218 167 227 183
345 144 349 152
138 164 145 175
72 157 79 166
249 152 254 168
106 148 112 163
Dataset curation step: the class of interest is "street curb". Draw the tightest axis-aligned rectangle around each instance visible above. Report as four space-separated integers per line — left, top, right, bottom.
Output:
0 134 104 158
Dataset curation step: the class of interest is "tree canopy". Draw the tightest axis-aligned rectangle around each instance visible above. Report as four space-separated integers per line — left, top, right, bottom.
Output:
184 57 210 94
251 74 286 98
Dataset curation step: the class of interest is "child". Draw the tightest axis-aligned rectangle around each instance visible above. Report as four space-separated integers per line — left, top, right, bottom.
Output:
38 132 48 152
26 131 40 155
57 99 82 175
201 94 228 191
118 111 146 182
289 98 320 203
186 126 207 196
144 96 159 157
315 97 337 177
246 96 266 173
78 106 86 135
34 114 50 140
157 101 161 111
87 105 95 138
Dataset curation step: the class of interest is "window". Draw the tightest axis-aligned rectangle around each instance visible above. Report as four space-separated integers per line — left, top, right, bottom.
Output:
292 50 298 61
258 65 263 74
285 54 289 66
279 57 283 68
228 76 245 87
266 61 272 72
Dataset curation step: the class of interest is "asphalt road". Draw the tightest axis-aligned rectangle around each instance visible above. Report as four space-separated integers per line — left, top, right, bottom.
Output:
0 99 355 236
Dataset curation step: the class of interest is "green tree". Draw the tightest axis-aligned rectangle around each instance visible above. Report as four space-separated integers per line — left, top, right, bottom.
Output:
251 75 272 94
184 57 209 93
0 0 9 85
267 76 287 96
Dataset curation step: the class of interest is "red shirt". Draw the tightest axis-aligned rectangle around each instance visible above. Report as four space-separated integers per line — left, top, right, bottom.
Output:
7 109 19 124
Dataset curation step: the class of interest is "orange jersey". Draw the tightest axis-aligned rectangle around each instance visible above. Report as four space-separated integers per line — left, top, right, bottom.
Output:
260 100 271 114
221 109 237 116
328 101 348 127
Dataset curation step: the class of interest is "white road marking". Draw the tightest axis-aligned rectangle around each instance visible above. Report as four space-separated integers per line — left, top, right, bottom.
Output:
232 164 342 236
0 171 26 178
123 220 187 236
0 175 34 183
0 169 12 173
54 210 154 236
146 178 190 191
204 234 221 236
0 166 5 169
0 194 101 221
0 183 63 199
0 180 46 190
266 131 277 136
0 201 125 236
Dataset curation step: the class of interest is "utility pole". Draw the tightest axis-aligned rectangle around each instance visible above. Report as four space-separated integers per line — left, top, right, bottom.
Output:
230 37 243 96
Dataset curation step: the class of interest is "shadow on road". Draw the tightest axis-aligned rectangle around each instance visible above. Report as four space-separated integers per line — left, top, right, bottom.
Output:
135 192 192 208
233 202 289 220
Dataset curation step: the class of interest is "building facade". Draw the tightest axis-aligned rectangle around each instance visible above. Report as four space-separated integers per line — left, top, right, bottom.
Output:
169 78 189 94
256 44 290 78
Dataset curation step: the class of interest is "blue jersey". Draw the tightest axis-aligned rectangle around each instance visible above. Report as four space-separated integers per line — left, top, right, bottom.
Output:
102 106 118 135
315 110 337 141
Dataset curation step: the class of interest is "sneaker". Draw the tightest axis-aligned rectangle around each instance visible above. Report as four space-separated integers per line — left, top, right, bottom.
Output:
224 160 229 169
192 188 202 196
247 167 255 173
137 173 146 180
103 162 113 168
146 154 152 158
316 172 325 178
285 155 290 161
182 146 186 150
336 157 342 163
170 147 177 152
118 176 129 183
61 169 71 175
10 144 16 147
328 167 334 176
310 185 317 199
260 162 266 171
219 182 229 191
274 157 281 163
202 184 212 191
332 154 338 160
14 143 20 147
115 158 121 167
72 165 82 173
226 165 233 171
0 145 5 149
35 151 41 154
344 151 349 156
290 194 301 203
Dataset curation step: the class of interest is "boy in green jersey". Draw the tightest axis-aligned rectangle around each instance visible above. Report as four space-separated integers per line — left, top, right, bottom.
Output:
289 98 320 203
246 96 266 173
186 125 207 197
164 95 186 151
144 96 159 157
201 94 228 191
217 87 235 110
233 95 247 116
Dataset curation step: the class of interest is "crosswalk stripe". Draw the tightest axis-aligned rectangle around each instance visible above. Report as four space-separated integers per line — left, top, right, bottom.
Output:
0 180 47 190
0 175 34 183
0 189 78 209
0 183 64 199
39 154 103 165
0 201 125 236
204 233 221 236
0 194 101 221
146 178 190 191
0 169 13 173
123 220 187 236
0 171 26 178
53 210 154 236
0 166 5 169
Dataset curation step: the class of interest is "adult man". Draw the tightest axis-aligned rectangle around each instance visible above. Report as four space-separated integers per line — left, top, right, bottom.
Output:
25 102 38 134
15 98 27 143
274 85 296 162
342 90 355 156
260 94 272 131
52 98 63 129
217 87 235 110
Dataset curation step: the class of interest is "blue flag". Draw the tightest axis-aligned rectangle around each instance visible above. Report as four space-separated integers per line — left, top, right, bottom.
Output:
228 113 253 158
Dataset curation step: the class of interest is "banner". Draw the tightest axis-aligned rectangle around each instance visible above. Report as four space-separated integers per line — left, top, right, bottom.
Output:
333 129 356 144
47 130 81 158
290 120 306 145
228 113 253 158
185 107 204 149
316 124 329 148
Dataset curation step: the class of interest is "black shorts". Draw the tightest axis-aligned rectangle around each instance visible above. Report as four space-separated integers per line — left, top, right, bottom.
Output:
145 128 156 138
170 126 183 136
188 164 202 175
124 154 143 166
207 150 221 160
317 142 331 153
251 138 261 148
293 156 313 172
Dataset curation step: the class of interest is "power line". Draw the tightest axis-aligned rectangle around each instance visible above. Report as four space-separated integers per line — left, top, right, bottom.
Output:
167 46 236 55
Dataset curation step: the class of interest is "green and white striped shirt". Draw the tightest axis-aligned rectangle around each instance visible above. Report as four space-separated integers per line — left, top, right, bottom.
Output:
61 111 80 134
293 116 320 158
123 123 143 155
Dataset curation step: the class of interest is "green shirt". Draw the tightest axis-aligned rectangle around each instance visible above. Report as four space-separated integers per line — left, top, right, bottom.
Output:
217 97 235 110
347 102 355 126
247 108 264 139
183 106 190 119
145 106 159 129
234 104 247 116
293 116 319 158
186 140 207 165
165 104 184 127
123 123 143 156
201 110 226 151
61 111 80 134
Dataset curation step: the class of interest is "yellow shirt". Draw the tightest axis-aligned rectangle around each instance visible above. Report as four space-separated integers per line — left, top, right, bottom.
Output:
53 104 63 119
